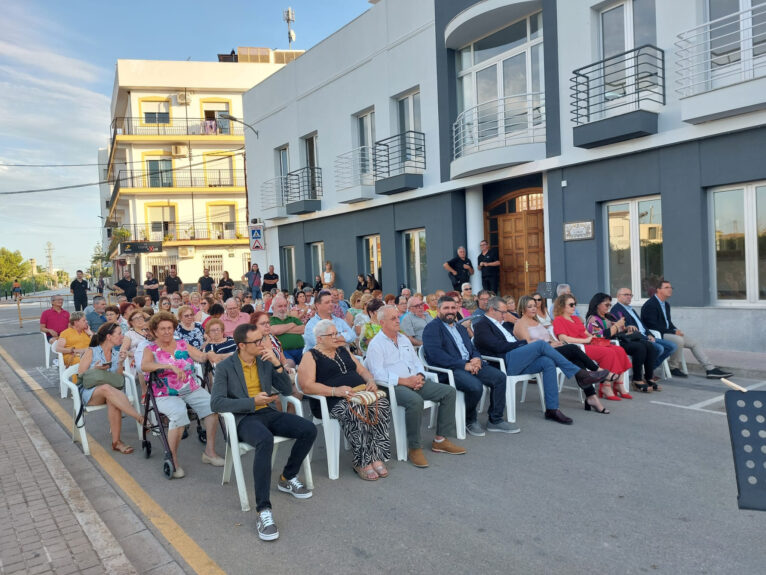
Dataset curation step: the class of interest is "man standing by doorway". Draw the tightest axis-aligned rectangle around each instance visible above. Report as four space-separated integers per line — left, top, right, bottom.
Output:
70 270 89 311
197 268 215 295
477 240 500 295
164 268 183 295
263 265 279 293
111 270 138 301
443 247 474 291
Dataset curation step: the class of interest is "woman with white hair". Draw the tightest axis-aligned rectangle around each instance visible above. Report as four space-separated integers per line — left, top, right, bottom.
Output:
298 319 391 481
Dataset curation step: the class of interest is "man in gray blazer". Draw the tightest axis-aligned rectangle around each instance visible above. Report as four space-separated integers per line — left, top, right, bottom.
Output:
211 323 317 542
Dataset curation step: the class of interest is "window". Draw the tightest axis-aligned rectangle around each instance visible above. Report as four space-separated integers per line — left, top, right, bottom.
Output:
280 246 296 291
203 254 224 283
707 0 766 85
398 91 421 134
606 196 663 299
147 205 176 241
710 182 766 303
302 134 320 199
309 242 325 283
357 110 375 178
456 12 544 145
403 229 427 293
208 204 236 239
362 235 382 286
146 159 173 188
143 100 169 124
277 146 290 201
205 154 234 186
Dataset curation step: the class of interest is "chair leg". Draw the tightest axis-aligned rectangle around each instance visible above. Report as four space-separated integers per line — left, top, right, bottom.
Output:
505 379 517 424
222 444 233 485
232 453 250 512
520 380 528 403
392 407 407 462
455 392 466 440
662 359 672 380
428 404 437 429
537 375 546 414
301 455 314 490
324 422 340 480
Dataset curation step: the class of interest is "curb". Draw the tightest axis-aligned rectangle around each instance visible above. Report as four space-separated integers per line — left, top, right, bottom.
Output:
0 360 138 575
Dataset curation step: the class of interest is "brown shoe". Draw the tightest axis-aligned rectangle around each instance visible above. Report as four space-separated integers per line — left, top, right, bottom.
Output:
431 438 466 455
408 448 429 468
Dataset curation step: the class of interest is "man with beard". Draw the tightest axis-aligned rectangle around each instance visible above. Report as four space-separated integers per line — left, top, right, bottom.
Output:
422 296 516 436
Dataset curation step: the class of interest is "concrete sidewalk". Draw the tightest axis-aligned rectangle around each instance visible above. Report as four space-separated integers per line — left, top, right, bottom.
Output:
0 365 137 575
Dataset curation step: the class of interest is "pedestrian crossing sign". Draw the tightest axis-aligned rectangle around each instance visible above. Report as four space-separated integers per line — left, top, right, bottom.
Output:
248 224 265 251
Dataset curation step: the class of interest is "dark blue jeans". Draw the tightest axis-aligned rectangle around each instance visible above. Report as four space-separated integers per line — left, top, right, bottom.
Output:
451 363 506 425
283 348 304 365
504 340 580 411
236 409 317 512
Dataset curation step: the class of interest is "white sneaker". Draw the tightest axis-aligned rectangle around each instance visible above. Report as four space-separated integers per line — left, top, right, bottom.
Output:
52 358 59 367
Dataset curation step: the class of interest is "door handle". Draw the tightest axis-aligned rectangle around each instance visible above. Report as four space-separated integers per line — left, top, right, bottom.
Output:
525 260 529 273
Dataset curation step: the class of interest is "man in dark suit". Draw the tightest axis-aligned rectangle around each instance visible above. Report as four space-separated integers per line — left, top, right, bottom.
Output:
211 323 317 542
612 287 676 373
640 280 731 379
473 297 605 425
422 296 513 436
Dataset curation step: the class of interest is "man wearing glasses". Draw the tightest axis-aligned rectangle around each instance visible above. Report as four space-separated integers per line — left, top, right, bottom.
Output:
211 323 317 542
612 288 677 374
640 280 732 379
400 296 431 347
303 290 356 352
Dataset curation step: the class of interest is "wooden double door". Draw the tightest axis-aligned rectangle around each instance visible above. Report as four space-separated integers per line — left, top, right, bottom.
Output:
485 189 545 300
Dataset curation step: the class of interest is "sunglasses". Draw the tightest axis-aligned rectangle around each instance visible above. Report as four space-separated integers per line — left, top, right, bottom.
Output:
533 298 542 302
567 302 577 307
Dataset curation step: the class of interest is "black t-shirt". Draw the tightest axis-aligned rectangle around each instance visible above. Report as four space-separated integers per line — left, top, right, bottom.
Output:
70 279 89 297
144 278 159 291
115 278 137 300
165 276 182 294
447 256 473 285
219 278 235 299
477 248 500 278
263 272 279 289
198 276 215 292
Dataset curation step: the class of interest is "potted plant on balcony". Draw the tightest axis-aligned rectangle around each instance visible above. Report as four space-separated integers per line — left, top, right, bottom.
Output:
187 225 196 240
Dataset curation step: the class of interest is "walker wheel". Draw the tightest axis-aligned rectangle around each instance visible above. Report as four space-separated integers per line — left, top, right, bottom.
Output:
142 441 151 459
162 459 174 479
197 427 207 444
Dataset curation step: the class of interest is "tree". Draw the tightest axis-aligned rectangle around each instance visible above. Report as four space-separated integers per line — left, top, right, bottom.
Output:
90 244 110 278
0 247 30 284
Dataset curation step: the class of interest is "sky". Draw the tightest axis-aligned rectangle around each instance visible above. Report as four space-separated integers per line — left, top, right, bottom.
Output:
0 0 371 275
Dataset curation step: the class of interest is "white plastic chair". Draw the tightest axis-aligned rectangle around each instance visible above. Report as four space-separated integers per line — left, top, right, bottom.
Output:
481 355 545 419
648 329 674 379
57 352 68 398
220 396 314 512
42 333 52 368
61 365 142 456
294 373 349 480
377 373 438 461
417 346 466 440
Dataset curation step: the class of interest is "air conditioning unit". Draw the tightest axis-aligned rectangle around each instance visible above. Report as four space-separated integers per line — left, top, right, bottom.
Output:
176 92 191 105
171 145 188 157
178 246 195 258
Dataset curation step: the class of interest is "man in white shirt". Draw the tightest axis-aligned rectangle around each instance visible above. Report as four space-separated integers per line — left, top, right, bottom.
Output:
303 290 356 352
365 305 465 468
399 296 431 346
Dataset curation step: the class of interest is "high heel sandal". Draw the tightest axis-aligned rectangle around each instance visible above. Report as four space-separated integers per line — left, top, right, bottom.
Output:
584 398 610 414
598 382 621 401
614 382 634 399
629 380 651 394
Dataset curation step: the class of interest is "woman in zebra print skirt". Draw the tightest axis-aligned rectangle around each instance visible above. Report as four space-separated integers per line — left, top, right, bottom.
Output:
298 319 392 481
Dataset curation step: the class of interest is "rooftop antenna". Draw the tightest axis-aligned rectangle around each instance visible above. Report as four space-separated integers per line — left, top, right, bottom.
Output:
283 7 296 49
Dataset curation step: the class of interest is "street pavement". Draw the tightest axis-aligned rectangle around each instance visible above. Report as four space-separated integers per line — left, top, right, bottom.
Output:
0 298 764 574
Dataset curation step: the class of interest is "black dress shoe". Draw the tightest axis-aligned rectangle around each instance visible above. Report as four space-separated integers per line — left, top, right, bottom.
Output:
545 409 573 425
670 368 688 378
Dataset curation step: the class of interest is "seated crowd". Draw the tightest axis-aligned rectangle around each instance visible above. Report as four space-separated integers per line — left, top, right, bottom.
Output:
44 261 733 542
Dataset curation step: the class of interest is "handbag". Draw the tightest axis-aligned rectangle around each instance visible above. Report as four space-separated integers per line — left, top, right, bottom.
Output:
78 368 125 390
346 384 387 425
617 331 645 343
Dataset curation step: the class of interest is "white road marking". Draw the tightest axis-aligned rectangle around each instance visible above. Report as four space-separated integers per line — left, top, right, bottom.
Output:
687 381 766 409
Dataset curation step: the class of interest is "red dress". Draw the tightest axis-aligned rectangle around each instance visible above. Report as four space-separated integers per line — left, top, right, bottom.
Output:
552 315 632 373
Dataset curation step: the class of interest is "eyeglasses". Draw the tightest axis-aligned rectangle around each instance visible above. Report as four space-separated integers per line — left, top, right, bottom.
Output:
604 303 612 307
533 298 542 302
244 337 265 345
567 302 577 307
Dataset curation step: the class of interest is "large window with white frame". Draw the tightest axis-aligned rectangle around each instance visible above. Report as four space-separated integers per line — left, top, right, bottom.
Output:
709 182 766 304
280 246 296 292
403 229 427 293
309 242 325 284
707 0 766 86
605 196 663 299
455 12 544 147
362 235 382 287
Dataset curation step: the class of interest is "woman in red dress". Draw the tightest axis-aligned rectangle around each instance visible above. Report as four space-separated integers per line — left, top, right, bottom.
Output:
552 294 633 401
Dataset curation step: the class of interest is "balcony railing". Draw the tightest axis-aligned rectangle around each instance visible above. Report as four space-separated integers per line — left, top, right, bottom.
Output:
334 146 375 191
112 222 248 243
111 117 245 138
373 131 426 180
675 3 766 98
285 167 323 203
570 45 665 125
453 93 545 159
109 169 244 207
260 176 288 210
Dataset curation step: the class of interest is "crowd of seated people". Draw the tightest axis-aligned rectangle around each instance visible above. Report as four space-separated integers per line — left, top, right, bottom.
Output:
43 262 734 543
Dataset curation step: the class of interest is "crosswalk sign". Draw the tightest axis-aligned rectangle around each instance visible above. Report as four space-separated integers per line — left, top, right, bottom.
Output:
249 224 265 251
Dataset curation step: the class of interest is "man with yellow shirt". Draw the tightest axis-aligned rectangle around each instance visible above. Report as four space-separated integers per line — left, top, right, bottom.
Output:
55 312 93 367
211 323 316 542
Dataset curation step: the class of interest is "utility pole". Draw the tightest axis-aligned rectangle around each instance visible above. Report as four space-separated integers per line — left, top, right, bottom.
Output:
45 242 54 273
283 7 296 49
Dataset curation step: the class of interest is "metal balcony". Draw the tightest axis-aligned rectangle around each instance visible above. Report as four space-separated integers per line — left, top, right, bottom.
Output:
373 131 425 195
675 3 766 123
285 167 322 214
259 176 288 220
451 93 546 178
570 45 665 148
113 221 249 243
334 146 376 203
111 117 245 138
